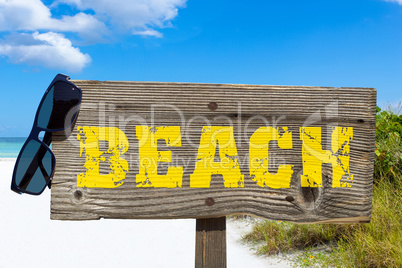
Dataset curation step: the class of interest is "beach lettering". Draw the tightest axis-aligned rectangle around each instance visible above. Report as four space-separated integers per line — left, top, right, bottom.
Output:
76 125 353 189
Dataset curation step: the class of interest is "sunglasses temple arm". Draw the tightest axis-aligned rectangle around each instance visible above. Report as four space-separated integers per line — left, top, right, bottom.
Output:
43 131 52 146
42 132 53 188
39 160 51 188
18 133 52 190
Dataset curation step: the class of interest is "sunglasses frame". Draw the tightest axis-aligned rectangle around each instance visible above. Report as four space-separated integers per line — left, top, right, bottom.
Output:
11 74 82 195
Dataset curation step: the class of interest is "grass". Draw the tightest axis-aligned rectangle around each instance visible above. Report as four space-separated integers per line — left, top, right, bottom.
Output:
295 249 329 268
330 180 402 267
242 106 402 268
243 221 339 256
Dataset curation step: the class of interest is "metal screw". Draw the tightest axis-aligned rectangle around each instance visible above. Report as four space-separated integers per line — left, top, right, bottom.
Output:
208 102 218 111
205 197 215 206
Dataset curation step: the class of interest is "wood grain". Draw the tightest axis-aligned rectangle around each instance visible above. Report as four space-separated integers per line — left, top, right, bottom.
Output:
195 217 227 268
51 80 376 223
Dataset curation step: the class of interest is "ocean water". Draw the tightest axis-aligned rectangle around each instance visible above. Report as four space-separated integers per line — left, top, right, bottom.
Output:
0 137 26 158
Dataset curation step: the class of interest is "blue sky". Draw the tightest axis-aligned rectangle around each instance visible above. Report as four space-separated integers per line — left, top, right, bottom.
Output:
0 0 401 137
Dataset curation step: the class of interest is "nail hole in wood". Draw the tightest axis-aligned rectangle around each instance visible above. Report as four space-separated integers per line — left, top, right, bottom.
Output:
74 190 83 200
285 196 294 202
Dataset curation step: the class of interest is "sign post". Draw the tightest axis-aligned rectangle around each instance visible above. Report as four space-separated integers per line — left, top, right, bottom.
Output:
51 79 376 266
195 217 226 267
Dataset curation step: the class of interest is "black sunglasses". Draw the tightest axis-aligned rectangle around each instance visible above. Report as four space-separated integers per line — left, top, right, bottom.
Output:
11 74 82 195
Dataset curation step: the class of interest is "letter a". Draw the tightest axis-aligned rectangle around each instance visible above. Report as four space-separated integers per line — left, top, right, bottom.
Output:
190 126 244 188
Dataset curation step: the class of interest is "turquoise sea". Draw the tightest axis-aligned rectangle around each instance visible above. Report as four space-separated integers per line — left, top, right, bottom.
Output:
0 137 25 158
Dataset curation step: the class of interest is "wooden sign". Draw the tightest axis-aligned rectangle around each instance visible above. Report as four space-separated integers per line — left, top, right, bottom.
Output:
51 80 376 223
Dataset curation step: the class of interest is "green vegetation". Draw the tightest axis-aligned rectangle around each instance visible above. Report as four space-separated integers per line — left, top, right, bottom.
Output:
242 105 402 268
375 106 402 185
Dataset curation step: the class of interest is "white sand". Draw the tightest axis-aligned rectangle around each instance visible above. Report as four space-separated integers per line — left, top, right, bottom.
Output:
0 159 292 268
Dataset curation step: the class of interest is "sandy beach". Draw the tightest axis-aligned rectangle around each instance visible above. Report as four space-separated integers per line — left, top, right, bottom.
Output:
0 159 292 268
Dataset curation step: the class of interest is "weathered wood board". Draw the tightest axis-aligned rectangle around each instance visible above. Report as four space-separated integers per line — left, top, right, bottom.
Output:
51 80 376 223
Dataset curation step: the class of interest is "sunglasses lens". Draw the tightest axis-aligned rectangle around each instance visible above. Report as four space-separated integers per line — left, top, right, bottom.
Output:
37 81 81 130
14 140 54 194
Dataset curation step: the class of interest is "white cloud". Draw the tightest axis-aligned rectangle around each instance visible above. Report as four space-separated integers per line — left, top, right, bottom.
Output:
132 29 164 38
0 0 186 39
382 0 402 4
0 32 91 73
0 0 107 37
0 0 187 71
55 0 187 37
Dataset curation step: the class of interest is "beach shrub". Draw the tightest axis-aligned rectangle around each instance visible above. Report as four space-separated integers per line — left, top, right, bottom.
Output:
375 106 402 186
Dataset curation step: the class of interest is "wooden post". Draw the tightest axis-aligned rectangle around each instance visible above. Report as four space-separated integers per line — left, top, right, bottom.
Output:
195 217 227 268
